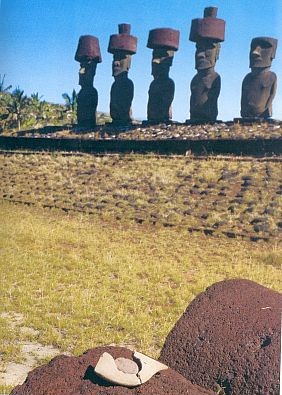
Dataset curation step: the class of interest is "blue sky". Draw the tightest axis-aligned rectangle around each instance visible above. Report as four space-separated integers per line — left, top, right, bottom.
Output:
0 0 281 121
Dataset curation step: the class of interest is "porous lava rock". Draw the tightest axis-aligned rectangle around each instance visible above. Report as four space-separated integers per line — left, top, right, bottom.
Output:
10 346 216 395
160 279 281 395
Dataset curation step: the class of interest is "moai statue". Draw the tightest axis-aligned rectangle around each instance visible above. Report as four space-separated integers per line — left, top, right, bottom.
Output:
147 28 180 123
75 35 102 128
108 24 137 126
240 37 278 119
188 7 225 123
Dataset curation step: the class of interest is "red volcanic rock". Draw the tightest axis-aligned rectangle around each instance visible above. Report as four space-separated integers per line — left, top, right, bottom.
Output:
75 35 102 63
189 7 225 43
147 28 180 51
10 346 216 395
160 279 281 395
108 24 137 55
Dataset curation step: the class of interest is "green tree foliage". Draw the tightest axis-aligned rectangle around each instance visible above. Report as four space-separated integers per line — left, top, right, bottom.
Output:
62 89 77 125
0 75 12 131
6 88 29 131
0 74 12 93
0 85 67 132
0 77 111 133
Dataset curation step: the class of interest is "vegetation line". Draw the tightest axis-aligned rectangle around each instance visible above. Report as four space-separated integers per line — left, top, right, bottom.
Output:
0 149 281 162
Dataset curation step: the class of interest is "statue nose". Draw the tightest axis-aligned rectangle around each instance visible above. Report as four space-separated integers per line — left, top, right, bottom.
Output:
196 52 205 59
252 47 261 56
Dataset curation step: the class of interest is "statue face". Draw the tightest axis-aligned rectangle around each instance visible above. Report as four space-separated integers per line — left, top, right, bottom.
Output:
151 49 173 78
249 38 275 69
195 41 220 70
79 61 97 87
112 52 131 77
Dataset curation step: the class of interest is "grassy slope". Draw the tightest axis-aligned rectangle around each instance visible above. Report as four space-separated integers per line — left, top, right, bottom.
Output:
0 152 281 393
0 153 281 240
0 201 281 362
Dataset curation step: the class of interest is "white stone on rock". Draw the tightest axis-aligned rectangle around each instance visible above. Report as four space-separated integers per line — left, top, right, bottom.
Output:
115 357 139 374
94 350 168 387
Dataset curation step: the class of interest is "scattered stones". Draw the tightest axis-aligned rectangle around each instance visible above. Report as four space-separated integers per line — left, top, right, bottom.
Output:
160 279 281 395
200 212 209 219
1 153 281 240
250 217 267 224
264 207 274 215
10 346 217 395
253 223 270 233
14 120 282 140
241 175 253 187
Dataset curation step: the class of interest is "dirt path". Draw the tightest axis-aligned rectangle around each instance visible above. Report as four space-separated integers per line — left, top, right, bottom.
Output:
0 313 67 387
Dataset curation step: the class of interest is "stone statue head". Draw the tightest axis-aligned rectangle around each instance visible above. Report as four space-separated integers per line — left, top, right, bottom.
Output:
189 7 225 73
195 39 220 70
151 48 174 78
108 24 137 78
78 61 97 87
249 37 278 69
112 52 132 77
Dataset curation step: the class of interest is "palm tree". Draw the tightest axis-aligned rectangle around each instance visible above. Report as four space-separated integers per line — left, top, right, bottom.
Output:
62 89 77 124
7 87 28 131
0 76 12 131
62 89 77 112
30 92 43 105
0 74 12 93
30 92 46 126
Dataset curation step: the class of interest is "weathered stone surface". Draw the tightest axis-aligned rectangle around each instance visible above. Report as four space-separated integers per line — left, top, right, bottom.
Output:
108 24 137 125
241 37 278 119
10 346 216 395
110 67 134 125
115 357 139 374
147 54 175 123
134 351 168 384
190 68 220 122
94 351 168 387
76 62 98 128
160 279 281 395
147 29 179 123
94 352 141 387
189 7 225 123
75 35 102 128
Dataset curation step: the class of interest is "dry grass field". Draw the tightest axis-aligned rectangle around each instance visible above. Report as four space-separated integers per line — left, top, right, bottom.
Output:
0 151 281 393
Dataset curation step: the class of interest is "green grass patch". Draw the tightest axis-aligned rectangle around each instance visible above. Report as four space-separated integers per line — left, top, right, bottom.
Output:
0 384 14 394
